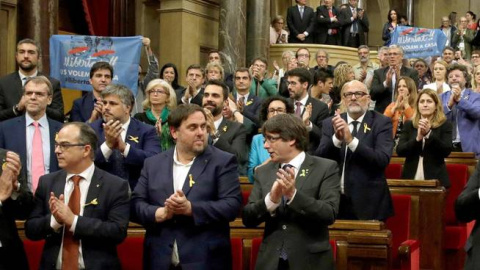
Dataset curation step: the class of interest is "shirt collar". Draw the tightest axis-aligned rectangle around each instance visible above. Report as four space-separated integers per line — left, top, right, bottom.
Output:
214 116 224 130
122 117 131 133
66 163 95 184
18 70 38 81
173 147 196 166
25 113 48 127
347 112 366 125
296 94 309 106
282 151 306 170
237 93 249 102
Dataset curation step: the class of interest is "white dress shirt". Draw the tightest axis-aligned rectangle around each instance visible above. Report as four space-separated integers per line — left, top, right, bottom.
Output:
100 117 131 159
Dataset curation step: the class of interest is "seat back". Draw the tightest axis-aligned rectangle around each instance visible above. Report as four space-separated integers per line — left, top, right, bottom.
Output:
23 239 45 270
231 237 243 270
117 235 144 270
385 163 403 179
386 194 412 268
445 164 469 225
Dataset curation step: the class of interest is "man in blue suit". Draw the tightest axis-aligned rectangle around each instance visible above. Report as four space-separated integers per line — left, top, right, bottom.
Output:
0 76 63 193
132 104 242 270
440 63 480 157
316 80 394 221
70 62 113 123
90 84 161 190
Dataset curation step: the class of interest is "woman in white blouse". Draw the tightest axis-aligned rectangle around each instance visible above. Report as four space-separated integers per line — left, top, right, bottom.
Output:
423 60 450 94
270 15 289 45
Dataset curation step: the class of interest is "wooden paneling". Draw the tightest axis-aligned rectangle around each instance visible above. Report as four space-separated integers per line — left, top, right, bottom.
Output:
0 0 17 76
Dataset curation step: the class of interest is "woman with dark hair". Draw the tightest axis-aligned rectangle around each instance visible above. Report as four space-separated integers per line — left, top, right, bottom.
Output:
247 96 293 182
396 89 452 187
382 9 399 46
466 11 477 30
413 59 432 89
159 63 185 92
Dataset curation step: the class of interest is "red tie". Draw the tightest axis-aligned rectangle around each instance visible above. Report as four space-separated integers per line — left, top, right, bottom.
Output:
31 121 44 193
295 101 302 117
328 8 338 34
62 175 82 270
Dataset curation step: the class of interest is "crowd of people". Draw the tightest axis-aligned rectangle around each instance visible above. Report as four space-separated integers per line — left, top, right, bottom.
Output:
1 3 480 269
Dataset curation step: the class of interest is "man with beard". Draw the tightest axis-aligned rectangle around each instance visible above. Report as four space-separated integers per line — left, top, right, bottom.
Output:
132 104 242 270
90 84 161 189
0 39 64 122
287 68 329 154
352 45 378 89
202 80 248 174
316 80 394 221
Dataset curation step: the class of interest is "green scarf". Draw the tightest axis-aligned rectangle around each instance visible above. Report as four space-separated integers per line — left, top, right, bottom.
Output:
146 108 175 151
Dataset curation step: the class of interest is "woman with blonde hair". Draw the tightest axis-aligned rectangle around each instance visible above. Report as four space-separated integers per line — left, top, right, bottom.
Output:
134 79 177 150
205 62 225 81
331 63 355 114
472 65 480 92
396 89 452 187
270 15 289 45
384 76 417 141
423 60 450 94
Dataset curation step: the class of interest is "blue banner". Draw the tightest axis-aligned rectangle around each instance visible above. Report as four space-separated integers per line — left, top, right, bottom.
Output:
390 26 447 59
50 35 142 94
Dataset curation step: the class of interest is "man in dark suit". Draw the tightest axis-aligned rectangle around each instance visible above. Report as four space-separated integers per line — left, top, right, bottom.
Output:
229 67 262 130
0 150 33 270
0 76 63 193
25 122 130 270
176 64 205 106
70 62 113 123
371 45 419 113
287 68 329 154
286 0 316 43
90 84 161 190
132 104 242 270
0 38 64 122
203 80 248 175
456 164 480 270
339 0 369 47
243 114 340 270
316 0 342 45
316 80 394 221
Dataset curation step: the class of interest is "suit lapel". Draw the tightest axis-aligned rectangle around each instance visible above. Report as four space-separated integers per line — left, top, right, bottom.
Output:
52 170 68 198
83 167 103 217
217 118 229 137
12 73 23 102
18 117 28 171
125 119 141 148
355 111 372 143
48 118 59 170
182 147 211 196
295 155 314 191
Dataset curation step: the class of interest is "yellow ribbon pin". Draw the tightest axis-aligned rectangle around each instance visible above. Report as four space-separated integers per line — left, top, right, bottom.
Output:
189 174 195 187
2 161 7 171
83 198 98 207
245 100 253 106
128 135 139 143
300 169 309 177
363 123 371 133
223 126 228 132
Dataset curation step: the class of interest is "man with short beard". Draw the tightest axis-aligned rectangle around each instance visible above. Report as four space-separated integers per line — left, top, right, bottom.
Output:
352 45 378 89
0 39 64 122
202 80 248 174
316 80 394 221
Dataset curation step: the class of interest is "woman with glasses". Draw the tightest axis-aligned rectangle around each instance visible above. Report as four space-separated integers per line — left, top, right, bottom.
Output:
413 59 432 89
270 15 289 45
134 79 177 151
384 76 418 144
472 65 480 93
396 89 452 187
247 96 293 183
423 60 450 94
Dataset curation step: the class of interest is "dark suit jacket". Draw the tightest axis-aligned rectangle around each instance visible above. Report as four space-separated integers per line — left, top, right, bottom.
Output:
175 88 204 106
25 167 130 270
0 115 63 182
339 7 369 46
287 5 316 43
370 66 419 113
396 120 452 187
290 96 329 154
90 117 161 190
242 154 340 270
70 92 95 122
316 5 342 44
316 110 394 220
213 118 248 174
0 148 34 270
455 163 480 270
0 72 64 122
232 92 262 127
131 146 242 270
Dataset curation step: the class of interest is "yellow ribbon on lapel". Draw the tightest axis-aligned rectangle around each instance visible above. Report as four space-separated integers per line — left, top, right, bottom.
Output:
245 100 253 106
363 123 371 133
223 126 228 132
128 135 139 143
83 198 98 207
189 174 195 187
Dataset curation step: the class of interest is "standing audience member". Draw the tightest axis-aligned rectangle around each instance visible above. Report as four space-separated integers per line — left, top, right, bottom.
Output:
243 114 340 270
472 65 480 93
466 11 478 30
442 46 456 65
423 60 450 94
440 16 457 47
134 79 177 151
286 0 316 44
247 96 293 183
270 15 289 45
331 63 355 114
441 64 480 156
340 0 369 47
353 45 378 89
159 63 186 93
132 104 242 270
178 64 205 106
383 77 417 143
382 9 399 46
250 57 277 98
205 62 225 82
316 80 394 221
471 50 480 67
311 68 335 110
316 0 342 45
397 89 452 187
452 17 474 60
377 46 390 68
413 59 432 89
296 47 312 69
0 150 33 270
25 122 130 270
313 49 335 74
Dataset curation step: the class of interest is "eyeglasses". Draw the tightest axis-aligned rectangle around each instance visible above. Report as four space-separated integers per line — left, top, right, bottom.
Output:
268 108 286 114
264 135 281 144
297 54 310 58
343 91 368 99
55 142 86 151
253 64 266 69
148 89 168 95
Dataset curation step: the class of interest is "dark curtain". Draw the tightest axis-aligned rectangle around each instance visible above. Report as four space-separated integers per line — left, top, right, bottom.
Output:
82 0 111 36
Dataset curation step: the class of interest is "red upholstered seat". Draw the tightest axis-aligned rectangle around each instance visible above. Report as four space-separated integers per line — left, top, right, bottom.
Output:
231 237 243 270
23 239 44 270
385 194 420 270
385 163 403 179
444 164 469 250
242 190 251 207
117 235 144 270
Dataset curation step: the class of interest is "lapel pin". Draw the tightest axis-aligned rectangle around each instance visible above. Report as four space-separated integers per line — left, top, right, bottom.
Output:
128 135 139 143
223 126 228 132
189 174 195 187
363 123 371 133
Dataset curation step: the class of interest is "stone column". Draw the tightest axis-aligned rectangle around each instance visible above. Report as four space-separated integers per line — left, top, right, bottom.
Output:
219 0 247 73
406 0 413 25
17 0 58 74
246 0 270 66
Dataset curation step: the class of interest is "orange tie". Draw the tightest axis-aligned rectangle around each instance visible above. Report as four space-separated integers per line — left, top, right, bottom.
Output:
62 175 82 270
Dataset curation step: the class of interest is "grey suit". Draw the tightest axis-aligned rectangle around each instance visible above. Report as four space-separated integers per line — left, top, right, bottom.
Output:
242 154 340 270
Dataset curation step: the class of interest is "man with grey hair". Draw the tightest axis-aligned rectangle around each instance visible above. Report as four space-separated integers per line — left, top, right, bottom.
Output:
377 46 390 68
371 45 418 113
352 45 379 89
313 49 335 75
0 76 63 193
440 16 457 47
0 38 64 122
90 84 161 189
